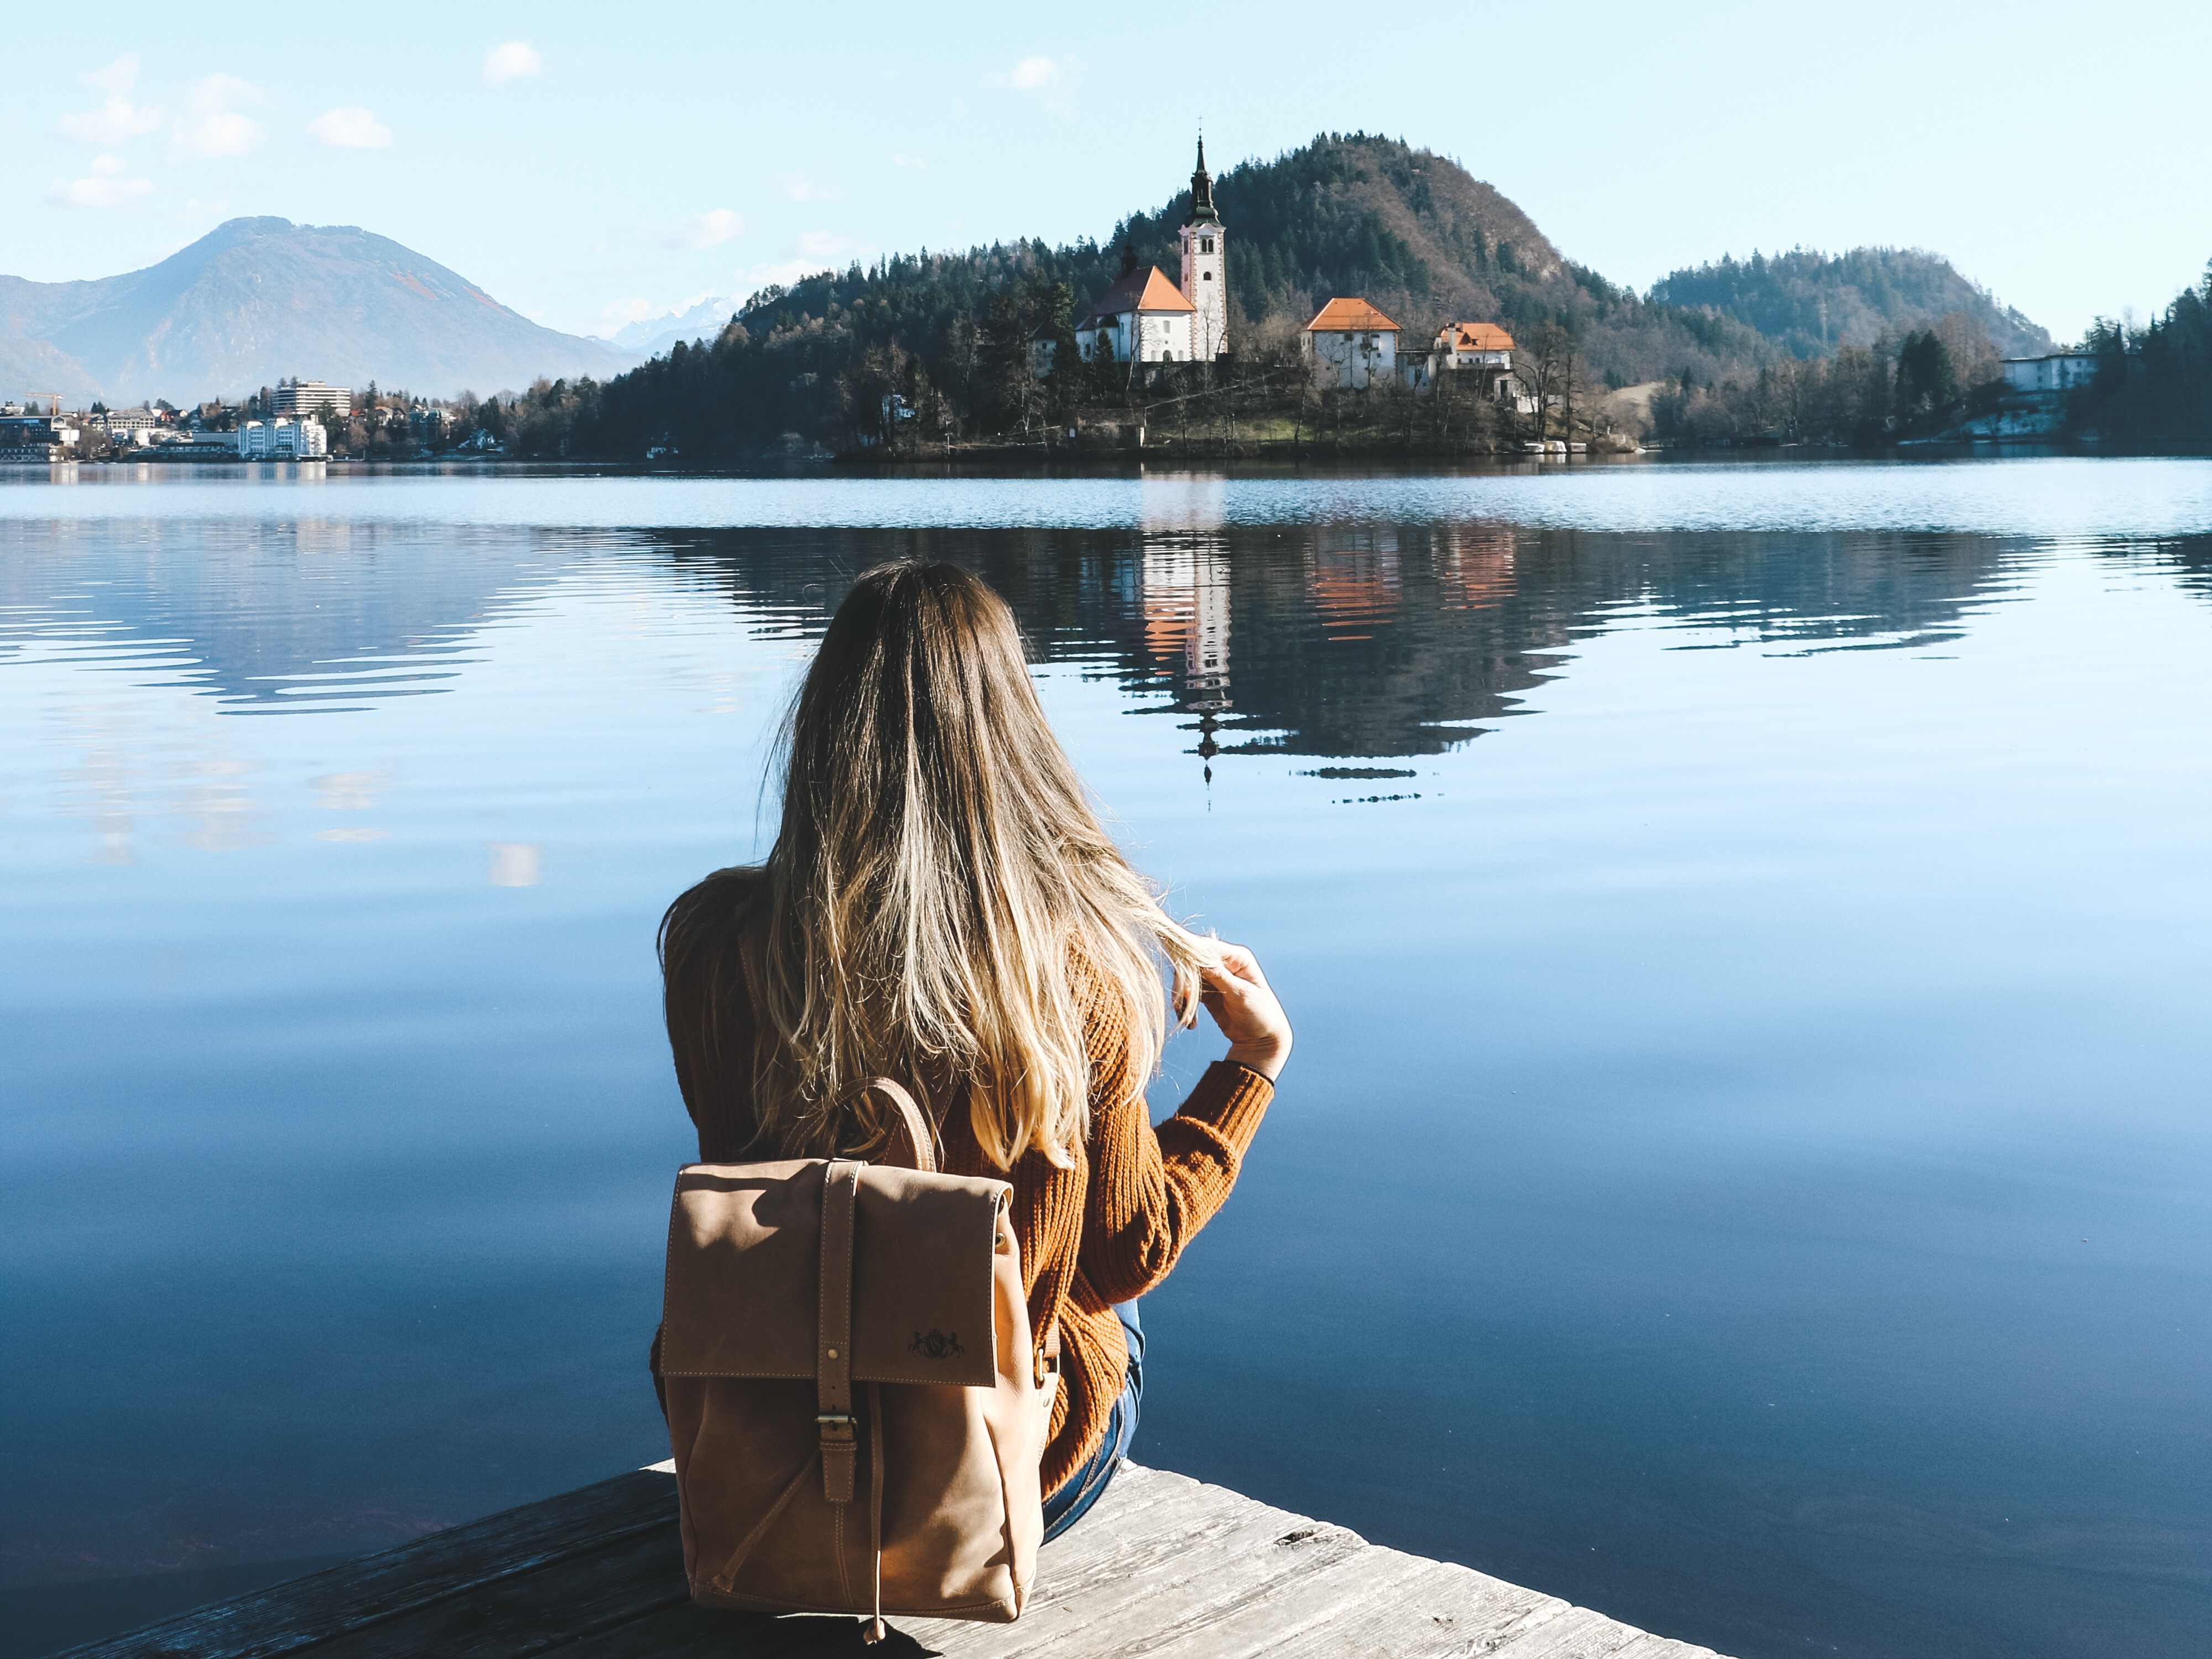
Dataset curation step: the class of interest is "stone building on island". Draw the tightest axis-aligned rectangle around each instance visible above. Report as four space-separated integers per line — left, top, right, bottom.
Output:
1302 304 1531 407
1039 136 1230 373
1075 263 1198 366
1300 298 1401 388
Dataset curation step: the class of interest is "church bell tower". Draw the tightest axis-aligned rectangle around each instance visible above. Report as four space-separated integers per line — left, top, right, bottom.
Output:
1178 134 1229 361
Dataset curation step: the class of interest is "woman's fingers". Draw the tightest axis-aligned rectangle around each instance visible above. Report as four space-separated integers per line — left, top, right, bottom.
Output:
1209 941 1262 983
1191 940 1291 1080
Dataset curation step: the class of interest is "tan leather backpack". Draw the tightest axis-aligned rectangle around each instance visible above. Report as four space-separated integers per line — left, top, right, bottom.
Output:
654 1080 1050 1641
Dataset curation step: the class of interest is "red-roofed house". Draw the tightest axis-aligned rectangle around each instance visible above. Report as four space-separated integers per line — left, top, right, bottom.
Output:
1396 321 1527 405
1076 261 1200 365
1302 298 1401 388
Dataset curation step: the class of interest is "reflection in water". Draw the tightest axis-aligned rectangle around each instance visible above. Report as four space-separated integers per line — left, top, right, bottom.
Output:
4 474 2211 1659
0 512 2050 765
0 517 559 714
310 772 390 812
661 521 2019 762
486 842 543 888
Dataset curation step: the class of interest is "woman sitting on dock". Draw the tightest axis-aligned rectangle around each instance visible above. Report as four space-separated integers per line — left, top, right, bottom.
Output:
658 558 1292 1540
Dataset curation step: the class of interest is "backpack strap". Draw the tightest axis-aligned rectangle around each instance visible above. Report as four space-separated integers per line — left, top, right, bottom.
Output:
817 1159 862 1504
832 1076 938 1173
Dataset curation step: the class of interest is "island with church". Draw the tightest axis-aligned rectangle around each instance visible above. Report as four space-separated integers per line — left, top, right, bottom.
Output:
494 126 2058 463
993 138 1564 459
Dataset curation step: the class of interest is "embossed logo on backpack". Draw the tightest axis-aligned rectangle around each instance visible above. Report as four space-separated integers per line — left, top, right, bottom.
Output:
909 1329 964 1361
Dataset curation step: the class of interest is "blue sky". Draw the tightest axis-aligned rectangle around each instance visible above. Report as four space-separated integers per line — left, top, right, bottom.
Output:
3 1 2206 346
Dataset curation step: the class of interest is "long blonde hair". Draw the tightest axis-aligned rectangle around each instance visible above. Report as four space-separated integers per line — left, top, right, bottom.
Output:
727 559 1217 1169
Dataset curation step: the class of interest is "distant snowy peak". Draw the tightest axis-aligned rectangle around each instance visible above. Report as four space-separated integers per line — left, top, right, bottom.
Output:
611 295 738 358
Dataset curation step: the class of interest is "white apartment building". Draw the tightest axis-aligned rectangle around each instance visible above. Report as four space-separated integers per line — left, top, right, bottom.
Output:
274 379 352 420
2001 353 2096 395
237 418 330 459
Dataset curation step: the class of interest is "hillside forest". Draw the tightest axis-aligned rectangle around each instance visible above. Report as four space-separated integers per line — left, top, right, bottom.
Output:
478 133 2204 459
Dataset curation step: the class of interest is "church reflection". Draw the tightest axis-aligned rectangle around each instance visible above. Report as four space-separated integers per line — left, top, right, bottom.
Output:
2 509 2044 774
659 516 2022 767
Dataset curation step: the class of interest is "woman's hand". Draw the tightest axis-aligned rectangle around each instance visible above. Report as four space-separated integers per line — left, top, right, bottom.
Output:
1196 942 1292 1082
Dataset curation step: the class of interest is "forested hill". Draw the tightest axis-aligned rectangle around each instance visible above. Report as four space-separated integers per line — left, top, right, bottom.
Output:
512 133 2050 457
1649 248 2054 360
724 133 1776 391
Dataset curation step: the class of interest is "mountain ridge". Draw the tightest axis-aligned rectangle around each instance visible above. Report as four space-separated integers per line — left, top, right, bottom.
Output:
0 218 637 404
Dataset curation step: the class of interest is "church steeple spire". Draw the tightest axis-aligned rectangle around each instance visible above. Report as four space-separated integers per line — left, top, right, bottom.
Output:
1188 132 1220 226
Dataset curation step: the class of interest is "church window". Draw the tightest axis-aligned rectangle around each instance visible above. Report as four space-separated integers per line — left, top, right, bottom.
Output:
1203 272 1213 280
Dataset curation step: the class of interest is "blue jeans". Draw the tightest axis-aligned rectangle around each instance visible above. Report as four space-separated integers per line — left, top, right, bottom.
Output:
1040 1301 1142 1543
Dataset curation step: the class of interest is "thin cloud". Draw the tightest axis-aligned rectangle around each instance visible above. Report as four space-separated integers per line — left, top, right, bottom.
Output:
169 75 268 163
986 55 1073 116
996 56 1059 90
779 175 840 202
307 106 395 149
84 56 141 95
58 55 162 145
47 154 155 209
483 41 543 84
652 208 745 249
891 153 928 170
795 230 871 262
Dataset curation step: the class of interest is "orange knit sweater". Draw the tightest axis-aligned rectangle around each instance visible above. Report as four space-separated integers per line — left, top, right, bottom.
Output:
660 867 1274 1497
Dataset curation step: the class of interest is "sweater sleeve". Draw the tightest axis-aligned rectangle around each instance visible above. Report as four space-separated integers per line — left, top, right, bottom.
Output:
1076 1003 1274 1307
660 867 767 1162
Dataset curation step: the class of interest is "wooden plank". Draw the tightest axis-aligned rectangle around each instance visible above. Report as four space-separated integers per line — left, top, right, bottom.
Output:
1588 1630 1730 1659
57 1462 1734 1659
53 1471 679 1659
295 1522 690 1658
1248 1557 1724 1659
550 1603 867 1659
908 1469 1372 1657
1242 1557 1570 1659
1136 1549 1548 1659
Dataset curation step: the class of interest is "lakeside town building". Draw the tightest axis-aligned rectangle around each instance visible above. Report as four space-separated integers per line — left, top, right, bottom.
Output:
275 378 352 420
95 405 163 441
2000 352 2095 396
1946 350 2098 441
237 417 330 459
0 407 80 461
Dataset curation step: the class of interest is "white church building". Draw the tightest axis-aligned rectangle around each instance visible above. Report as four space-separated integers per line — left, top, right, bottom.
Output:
1039 138 1230 372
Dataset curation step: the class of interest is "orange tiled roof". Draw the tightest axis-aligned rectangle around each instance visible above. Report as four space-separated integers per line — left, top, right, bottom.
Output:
1304 297 1399 333
1446 322 1513 351
1080 266 1195 326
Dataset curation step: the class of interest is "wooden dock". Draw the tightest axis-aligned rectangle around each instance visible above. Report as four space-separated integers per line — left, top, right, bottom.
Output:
62 1462 1732 1658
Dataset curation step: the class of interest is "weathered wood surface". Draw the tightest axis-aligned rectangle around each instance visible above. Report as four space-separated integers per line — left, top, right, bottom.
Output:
62 1463 1731 1658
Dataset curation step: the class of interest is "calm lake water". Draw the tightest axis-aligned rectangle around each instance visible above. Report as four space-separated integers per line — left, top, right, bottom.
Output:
3 457 2209 1659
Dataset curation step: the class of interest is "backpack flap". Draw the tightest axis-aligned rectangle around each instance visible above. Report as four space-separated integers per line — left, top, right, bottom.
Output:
661 1159 1007 1390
